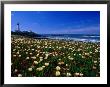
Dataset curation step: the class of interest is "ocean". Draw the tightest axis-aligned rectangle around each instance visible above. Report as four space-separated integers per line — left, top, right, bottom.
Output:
41 34 100 43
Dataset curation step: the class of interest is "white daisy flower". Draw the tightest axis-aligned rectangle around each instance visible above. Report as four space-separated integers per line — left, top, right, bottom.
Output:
56 66 61 71
66 72 71 77
32 49 34 51
16 51 19 54
31 56 36 59
79 73 83 77
66 64 68 66
94 61 97 63
26 52 28 54
30 53 32 55
55 71 60 76
26 57 29 59
13 55 16 57
93 66 97 69
18 74 22 77
34 61 38 64
39 59 43 62
74 73 80 76
69 58 74 60
42 66 45 68
36 67 43 71
45 63 49 66
28 68 32 71
14 69 18 72
19 55 21 57
39 57 43 59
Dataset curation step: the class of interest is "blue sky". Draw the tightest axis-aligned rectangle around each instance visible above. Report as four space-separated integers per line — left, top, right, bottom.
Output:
11 11 100 34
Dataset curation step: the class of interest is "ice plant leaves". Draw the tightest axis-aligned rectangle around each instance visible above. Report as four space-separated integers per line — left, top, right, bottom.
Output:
11 35 100 77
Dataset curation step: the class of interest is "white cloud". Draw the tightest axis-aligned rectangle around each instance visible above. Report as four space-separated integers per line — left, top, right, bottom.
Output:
51 26 100 34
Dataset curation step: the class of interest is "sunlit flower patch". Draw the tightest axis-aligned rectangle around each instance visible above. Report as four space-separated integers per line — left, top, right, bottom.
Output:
11 35 100 77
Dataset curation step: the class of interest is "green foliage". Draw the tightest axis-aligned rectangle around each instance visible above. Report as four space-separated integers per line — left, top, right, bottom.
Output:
11 35 100 77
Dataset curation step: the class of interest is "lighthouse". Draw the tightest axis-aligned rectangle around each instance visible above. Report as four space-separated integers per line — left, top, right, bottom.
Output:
17 23 20 31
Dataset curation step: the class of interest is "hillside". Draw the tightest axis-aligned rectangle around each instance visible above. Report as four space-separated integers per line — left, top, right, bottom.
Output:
11 31 43 38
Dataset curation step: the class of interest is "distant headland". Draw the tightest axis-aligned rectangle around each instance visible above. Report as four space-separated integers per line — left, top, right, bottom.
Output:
11 23 47 39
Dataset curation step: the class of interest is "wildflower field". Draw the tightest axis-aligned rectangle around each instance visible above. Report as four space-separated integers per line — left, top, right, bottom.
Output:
11 35 100 77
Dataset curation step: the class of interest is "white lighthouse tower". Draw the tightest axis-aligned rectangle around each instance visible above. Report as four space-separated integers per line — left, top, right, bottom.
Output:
16 23 20 31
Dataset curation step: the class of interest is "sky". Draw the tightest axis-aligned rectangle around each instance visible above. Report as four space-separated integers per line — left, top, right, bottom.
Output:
11 11 100 34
